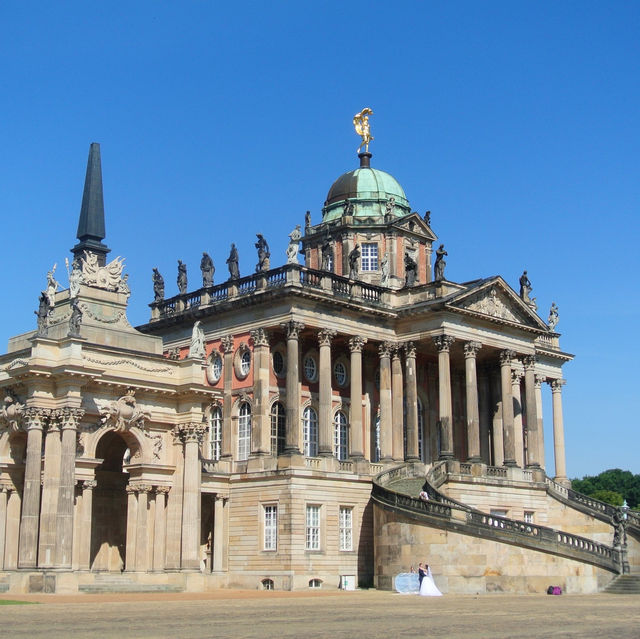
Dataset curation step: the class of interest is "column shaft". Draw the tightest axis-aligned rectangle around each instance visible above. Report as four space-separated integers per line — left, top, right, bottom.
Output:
38 420 61 567
283 321 304 453
512 371 524 468
318 329 336 457
551 380 567 480
250 329 271 455
125 486 138 571
221 335 234 459
491 369 504 466
535 376 546 470
18 408 47 568
478 369 491 464
464 342 482 462
165 429 184 570
4 489 20 570
78 480 95 570
499 350 517 466
404 343 420 461
523 357 540 467
135 487 150 571
181 425 203 570
153 488 168 571
433 336 454 459
378 343 393 460
213 495 225 571
391 347 404 460
0 488 7 570
348 337 366 459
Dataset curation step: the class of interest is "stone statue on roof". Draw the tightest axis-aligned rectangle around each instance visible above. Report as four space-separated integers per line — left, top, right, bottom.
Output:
353 108 374 153
201 252 215 288
152 268 165 302
287 226 302 264
348 244 360 279
434 244 447 281
227 244 240 280
45 264 60 307
255 234 270 272
548 302 559 330
177 260 188 295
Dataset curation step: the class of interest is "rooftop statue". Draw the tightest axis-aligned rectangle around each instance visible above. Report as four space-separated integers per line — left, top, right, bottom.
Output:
66 257 83 298
287 225 302 264
255 234 270 272
68 298 83 338
353 108 374 153
434 244 447 282
35 291 52 337
201 252 215 288
81 251 125 291
45 263 60 307
424 210 431 226
519 270 532 303
152 268 165 302
177 260 188 295
305 210 311 230
227 243 240 280
548 302 559 330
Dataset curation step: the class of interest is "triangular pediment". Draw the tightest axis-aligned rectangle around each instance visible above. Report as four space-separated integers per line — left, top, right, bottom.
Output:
446 278 548 330
390 213 437 241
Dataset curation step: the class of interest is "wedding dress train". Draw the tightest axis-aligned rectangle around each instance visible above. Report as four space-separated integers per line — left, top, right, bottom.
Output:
419 567 442 596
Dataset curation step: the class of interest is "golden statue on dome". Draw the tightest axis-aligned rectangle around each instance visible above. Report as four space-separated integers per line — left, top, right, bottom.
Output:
353 108 374 153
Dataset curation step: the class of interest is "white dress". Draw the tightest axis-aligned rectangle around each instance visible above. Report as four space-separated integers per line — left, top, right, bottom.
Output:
419 567 442 596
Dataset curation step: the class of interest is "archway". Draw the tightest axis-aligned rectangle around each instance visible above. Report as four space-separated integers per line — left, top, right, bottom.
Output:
90 430 135 571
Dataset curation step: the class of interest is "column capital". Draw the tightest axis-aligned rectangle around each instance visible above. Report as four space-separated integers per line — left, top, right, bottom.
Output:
22 406 51 431
348 336 367 353
390 344 402 360
249 328 270 347
511 369 524 385
155 486 170 495
125 484 138 495
281 320 305 340
134 483 153 494
499 349 517 366
433 335 455 353
535 374 546 388
55 406 85 430
403 341 416 359
317 328 337 346
82 479 97 491
178 422 206 443
463 341 482 358
378 341 394 358
219 335 234 353
522 354 538 370
549 378 566 392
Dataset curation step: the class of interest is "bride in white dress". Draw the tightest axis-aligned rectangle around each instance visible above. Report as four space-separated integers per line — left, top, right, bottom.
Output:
419 565 442 596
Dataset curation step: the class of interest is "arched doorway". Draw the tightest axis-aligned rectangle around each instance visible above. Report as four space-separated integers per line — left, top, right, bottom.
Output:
90 430 135 571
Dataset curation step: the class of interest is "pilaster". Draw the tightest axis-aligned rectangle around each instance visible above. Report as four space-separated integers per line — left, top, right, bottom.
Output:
250 328 271 456
220 335 234 459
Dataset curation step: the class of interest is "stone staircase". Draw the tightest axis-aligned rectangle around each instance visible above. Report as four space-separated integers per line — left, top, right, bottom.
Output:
79 573 184 594
603 575 640 594
388 478 425 497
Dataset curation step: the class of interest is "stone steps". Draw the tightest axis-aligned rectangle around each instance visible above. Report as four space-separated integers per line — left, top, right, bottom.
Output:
79 573 184 594
603 575 640 594
388 478 425 497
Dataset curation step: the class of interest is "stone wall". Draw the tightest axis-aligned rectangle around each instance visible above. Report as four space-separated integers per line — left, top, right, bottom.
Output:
374 504 616 594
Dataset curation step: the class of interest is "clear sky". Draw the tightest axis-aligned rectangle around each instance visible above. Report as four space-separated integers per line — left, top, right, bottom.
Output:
1 2 638 478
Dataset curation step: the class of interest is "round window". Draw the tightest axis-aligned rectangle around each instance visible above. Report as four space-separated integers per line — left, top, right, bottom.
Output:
273 351 285 376
240 350 251 376
206 353 223 384
334 361 347 386
304 355 318 382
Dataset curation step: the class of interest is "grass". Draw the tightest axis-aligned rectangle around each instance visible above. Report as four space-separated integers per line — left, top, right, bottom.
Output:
0 599 37 605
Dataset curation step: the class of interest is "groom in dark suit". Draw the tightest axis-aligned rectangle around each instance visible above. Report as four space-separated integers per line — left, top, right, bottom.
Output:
418 562 426 588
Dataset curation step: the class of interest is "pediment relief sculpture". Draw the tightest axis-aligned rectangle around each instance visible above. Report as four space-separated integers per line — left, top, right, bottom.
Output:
458 286 525 324
99 390 151 432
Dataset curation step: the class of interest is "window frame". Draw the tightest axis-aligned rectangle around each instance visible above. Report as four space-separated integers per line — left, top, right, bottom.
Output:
208 405 222 461
206 351 223 385
270 401 286 455
339 506 353 551
238 401 252 461
263 504 278 551
303 354 318 383
302 406 318 457
333 410 348 461
361 242 379 272
305 504 321 551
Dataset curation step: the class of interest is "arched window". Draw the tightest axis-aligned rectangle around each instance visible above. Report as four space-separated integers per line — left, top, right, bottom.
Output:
333 411 348 461
270 402 285 455
302 406 318 457
240 350 251 376
309 578 322 589
238 402 251 461
261 578 274 590
208 405 222 461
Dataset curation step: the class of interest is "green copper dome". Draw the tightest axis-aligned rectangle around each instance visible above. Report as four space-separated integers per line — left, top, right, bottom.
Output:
321 154 411 223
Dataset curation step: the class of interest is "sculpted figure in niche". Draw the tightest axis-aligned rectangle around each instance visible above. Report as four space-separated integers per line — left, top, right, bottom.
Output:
321 233 333 272
68 298 83 338
35 291 51 337
286 225 302 264
434 244 447 281
152 268 165 302
189 320 206 359
380 253 389 285
404 252 417 287
177 260 188 295
200 252 215 288
548 302 559 330
255 234 271 272
348 244 361 279
227 243 240 280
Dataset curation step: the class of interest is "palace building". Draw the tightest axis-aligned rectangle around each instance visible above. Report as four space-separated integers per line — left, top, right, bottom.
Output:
0 129 636 595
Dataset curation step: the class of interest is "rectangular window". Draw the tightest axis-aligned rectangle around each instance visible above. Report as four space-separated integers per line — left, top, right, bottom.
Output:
339 506 353 551
524 511 534 524
306 505 320 550
209 409 222 461
264 505 277 550
361 243 379 272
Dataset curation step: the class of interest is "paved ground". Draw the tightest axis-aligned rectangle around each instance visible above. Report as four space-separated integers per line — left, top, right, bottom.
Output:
2 590 639 638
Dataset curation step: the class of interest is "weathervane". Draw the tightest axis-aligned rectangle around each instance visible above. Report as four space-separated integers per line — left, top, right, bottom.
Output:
353 108 374 153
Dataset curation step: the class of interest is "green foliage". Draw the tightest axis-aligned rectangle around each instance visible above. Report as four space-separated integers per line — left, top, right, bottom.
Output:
589 490 623 506
571 469 640 509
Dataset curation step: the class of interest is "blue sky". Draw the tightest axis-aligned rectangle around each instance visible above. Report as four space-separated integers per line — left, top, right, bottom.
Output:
1 2 638 477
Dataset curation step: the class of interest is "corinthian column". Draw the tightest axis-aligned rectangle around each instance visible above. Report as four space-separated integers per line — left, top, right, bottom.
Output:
250 328 271 455
499 350 517 467
124 485 138 571
523 356 540 468
78 480 96 571
550 379 567 482
390 346 404 460
348 336 367 459
282 321 304 454
511 370 524 468
317 329 336 457
535 375 546 470
135 484 152 571
18 407 49 568
433 335 454 459
38 413 61 567
220 335 234 459
378 342 393 460
404 342 420 461
56 406 84 568
152 487 169 572
464 341 482 462
181 423 205 570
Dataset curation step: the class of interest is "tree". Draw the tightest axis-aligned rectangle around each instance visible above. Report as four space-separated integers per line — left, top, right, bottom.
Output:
572 468 640 509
